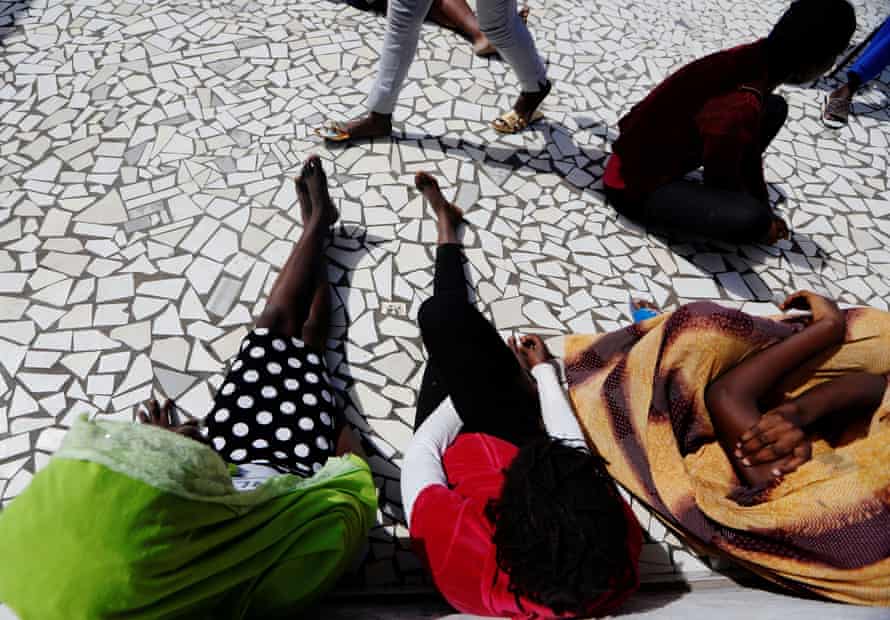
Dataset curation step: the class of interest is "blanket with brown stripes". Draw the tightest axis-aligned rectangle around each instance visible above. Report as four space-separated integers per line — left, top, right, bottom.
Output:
565 301 890 605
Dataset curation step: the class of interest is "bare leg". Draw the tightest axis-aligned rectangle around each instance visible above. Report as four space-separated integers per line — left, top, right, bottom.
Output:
301 261 331 351
427 0 492 55
256 156 338 338
293 167 333 351
415 171 464 244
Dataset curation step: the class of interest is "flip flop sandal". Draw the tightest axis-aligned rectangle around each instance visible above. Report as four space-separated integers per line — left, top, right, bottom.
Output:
491 109 545 134
821 94 849 129
314 121 351 142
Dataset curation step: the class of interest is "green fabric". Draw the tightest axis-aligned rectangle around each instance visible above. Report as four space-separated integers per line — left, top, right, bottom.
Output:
0 416 377 620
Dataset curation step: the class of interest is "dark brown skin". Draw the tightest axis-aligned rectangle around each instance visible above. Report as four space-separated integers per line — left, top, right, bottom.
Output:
139 398 208 444
416 171 463 245
138 156 364 459
706 290 884 488
427 0 493 55
508 334 553 369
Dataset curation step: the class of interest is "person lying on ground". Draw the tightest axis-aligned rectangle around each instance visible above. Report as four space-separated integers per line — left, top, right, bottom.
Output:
564 293 890 605
604 0 856 245
0 156 377 619
401 171 642 619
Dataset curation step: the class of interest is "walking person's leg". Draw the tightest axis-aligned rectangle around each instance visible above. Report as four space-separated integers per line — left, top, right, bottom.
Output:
848 17 890 82
477 0 551 133
414 172 543 446
427 0 495 56
329 0 436 141
823 16 890 127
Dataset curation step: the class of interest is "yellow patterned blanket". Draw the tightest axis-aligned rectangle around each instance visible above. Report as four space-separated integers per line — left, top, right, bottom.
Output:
565 302 890 606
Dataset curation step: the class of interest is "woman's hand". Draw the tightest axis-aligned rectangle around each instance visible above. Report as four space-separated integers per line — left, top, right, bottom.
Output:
735 402 812 476
781 290 844 331
508 334 554 369
139 398 207 444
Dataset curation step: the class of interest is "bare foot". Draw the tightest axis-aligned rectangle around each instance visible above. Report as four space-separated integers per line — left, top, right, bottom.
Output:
340 112 392 141
765 216 789 245
295 176 312 225
415 171 463 227
303 156 339 227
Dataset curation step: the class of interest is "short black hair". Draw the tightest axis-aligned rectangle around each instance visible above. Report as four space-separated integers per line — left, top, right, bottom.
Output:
485 438 633 616
767 0 856 79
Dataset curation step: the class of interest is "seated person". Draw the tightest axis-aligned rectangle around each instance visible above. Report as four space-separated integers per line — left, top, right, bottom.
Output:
0 157 377 619
401 171 642 619
604 0 856 245
823 15 890 128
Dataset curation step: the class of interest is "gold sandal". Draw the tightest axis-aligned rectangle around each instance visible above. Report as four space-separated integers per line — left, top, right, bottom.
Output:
491 109 545 134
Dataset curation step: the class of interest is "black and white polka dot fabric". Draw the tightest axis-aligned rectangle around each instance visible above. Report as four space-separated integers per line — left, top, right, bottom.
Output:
205 328 339 478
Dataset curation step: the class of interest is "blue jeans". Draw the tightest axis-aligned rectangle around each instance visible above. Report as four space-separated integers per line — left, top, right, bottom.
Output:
850 16 890 85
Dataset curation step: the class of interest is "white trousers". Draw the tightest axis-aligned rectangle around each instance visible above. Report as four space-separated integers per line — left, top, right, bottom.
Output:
367 0 547 114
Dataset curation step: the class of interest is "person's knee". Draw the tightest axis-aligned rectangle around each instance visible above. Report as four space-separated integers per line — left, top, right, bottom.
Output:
418 295 465 336
387 0 427 32
301 318 327 350
477 10 512 40
256 305 297 337
418 297 448 333
733 205 774 243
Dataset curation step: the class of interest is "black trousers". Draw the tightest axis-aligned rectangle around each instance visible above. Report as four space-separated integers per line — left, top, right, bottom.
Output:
415 244 544 447
608 94 788 244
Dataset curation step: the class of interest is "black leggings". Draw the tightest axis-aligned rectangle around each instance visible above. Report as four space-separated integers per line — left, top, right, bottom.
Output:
415 244 544 447
608 94 788 244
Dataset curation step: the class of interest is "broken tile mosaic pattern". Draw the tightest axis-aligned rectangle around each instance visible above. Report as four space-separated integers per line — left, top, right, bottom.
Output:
1 0 889 594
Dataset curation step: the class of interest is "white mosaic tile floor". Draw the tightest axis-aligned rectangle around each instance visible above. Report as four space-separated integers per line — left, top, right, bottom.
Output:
1 0 889 595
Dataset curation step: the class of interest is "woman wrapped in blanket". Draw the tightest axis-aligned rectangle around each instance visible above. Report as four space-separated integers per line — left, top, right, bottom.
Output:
704 290 887 491
0 157 377 619
401 171 642 619
564 295 890 605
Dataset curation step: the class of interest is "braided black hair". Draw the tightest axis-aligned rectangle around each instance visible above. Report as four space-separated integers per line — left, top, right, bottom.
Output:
485 438 633 616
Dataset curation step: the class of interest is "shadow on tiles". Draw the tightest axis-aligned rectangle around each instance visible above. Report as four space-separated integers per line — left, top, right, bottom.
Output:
458 121 833 288
0 0 31 44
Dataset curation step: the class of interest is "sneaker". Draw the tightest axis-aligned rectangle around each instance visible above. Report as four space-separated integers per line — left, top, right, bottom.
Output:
821 93 850 128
